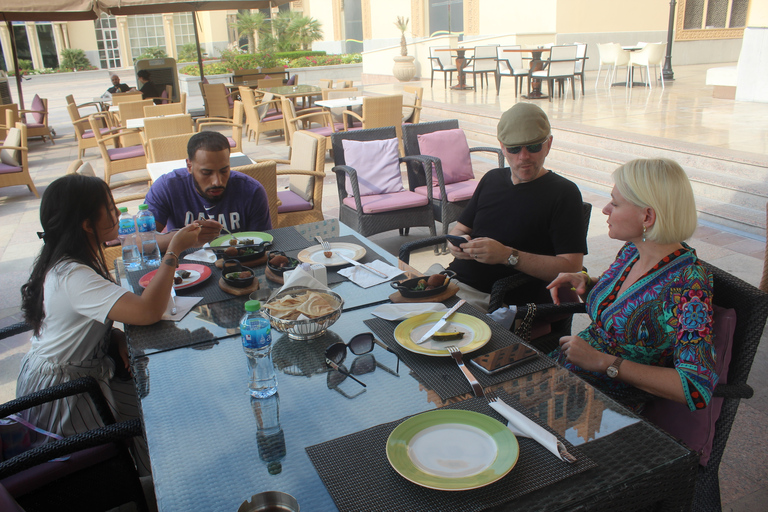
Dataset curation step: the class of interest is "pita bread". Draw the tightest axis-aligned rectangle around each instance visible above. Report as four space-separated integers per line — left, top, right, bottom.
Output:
265 291 338 320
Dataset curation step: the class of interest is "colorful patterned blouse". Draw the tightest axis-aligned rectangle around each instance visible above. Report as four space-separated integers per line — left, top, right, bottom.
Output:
551 242 717 412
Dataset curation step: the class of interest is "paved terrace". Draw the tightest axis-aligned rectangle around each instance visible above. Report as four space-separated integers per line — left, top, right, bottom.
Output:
0 64 766 510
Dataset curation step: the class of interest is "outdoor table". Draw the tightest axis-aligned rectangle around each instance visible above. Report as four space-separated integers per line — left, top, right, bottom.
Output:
435 47 475 90
146 152 253 182
126 113 185 130
256 84 322 108
615 47 646 87
120 221 698 512
315 97 364 109
504 47 552 99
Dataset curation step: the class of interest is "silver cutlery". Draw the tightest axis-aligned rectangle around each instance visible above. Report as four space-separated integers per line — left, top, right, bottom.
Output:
446 345 484 397
170 287 177 316
315 235 332 254
338 254 389 279
417 300 466 344
485 391 577 463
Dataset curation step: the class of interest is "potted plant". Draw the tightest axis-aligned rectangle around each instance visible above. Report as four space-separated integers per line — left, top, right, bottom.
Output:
392 16 416 82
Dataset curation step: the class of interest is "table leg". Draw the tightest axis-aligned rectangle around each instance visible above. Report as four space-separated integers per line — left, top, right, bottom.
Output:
451 50 474 90
523 50 548 99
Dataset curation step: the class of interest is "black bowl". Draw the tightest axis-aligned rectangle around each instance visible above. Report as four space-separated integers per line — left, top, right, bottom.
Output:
212 241 272 263
222 260 255 288
390 270 456 298
266 251 300 276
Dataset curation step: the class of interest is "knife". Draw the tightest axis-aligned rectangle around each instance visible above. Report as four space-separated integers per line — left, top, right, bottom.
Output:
338 254 389 279
417 299 466 344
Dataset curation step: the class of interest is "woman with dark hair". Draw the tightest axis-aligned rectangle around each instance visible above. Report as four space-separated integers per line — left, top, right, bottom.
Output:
17 174 200 473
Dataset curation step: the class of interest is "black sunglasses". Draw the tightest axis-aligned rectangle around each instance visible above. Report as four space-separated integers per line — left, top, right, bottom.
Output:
325 333 400 385
326 353 399 398
505 137 549 155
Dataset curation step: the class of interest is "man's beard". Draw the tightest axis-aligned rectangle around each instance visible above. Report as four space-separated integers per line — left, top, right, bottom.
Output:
195 181 226 203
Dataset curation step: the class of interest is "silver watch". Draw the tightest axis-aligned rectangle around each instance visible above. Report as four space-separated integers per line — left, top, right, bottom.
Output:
506 248 519 267
606 357 623 379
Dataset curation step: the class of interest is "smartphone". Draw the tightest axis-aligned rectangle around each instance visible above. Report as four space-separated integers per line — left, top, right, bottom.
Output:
445 235 467 247
470 345 538 375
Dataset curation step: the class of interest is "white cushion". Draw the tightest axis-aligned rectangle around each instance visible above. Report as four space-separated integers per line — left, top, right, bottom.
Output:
288 132 317 202
401 92 417 123
0 127 21 166
76 161 96 177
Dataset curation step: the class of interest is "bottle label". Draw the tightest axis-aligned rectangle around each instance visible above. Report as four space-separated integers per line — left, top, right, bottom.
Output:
137 215 156 233
242 319 271 349
118 219 135 235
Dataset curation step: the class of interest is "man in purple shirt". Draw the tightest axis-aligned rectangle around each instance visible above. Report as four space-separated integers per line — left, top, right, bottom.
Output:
145 131 271 251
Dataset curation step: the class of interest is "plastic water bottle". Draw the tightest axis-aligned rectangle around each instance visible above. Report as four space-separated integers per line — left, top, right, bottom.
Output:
117 207 142 271
136 204 160 268
241 300 277 398
251 395 286 475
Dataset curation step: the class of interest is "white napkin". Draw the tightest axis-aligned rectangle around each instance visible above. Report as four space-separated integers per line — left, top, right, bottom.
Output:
371 303 446 321
486 305 518 330
162 295 203 321
337 260 403 288
183 244 217 264
279 264 332 292
489 399 569 462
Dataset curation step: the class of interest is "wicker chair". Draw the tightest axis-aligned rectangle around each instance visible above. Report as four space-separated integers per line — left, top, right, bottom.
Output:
232 161 279 229
88 114 148 186
67 103 117 159
342 94 406 154
142 114 194 162
143 103 184 117
65 94 102 115
282 97 340 149
195 100 244 153
330 126 436 238
0 376 149 512
401 119 504 244
110 91 143 106
117 99 153 147
147 133 195 164
240 87 283 144
402 86 424 124
202 83 234 119
19 96 55 145
0 123 38 198
0 104 19 139
257 78 283 88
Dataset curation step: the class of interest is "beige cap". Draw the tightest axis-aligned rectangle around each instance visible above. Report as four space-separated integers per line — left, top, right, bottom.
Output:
497 103 551 146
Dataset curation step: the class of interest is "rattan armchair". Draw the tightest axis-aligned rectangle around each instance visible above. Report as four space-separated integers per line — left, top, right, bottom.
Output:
240 87 284 144
110 91 143 106
195 100 244 153
67 103 117 158
232 161 279 229
402 86 424 124
0 376 149 512
330 126 436 238
65 94 102 115
147 133 195 164
117 99 153 147
0 123 38 197
202 83 234 119
142 114 194 162
19 96 55 145
88 114 148 186
143 103 184 117
0 104 19 139
282 97 340 149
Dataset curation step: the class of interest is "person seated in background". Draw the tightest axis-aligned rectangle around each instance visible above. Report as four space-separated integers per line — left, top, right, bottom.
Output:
145 131 272 252
18 173 202 475
433 103 586 311
137 69 162 105
107 74 134 94
548 158 717 412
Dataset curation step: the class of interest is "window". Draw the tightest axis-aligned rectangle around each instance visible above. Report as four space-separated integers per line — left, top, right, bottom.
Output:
173 12 195 54
428 0 464 39
127 14 166 59
95 14 121 69
677 0 749 40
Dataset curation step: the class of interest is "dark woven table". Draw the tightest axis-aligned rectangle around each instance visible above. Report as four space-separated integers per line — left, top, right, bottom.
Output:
306 392 596 512
123 262 234 306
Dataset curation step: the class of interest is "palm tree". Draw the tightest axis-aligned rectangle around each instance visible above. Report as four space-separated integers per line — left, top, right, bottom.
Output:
235 11 267 53
394 16 409 56
293 16 324 51
273 11 302 51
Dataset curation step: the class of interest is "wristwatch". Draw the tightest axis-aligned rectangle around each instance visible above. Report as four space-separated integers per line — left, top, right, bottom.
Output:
606 356 623 379
506 248 519 267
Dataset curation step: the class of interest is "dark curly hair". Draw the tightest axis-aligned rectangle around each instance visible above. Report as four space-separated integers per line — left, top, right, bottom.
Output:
21 174 116 335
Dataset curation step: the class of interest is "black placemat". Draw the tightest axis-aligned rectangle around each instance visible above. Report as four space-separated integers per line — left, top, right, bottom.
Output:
123 263 234 306
306 392 595 512
364 301 555 400
267 226 314 252
319 235 396 285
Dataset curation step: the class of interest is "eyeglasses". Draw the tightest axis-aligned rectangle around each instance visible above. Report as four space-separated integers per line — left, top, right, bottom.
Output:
505 137 549 155
324 332 400 388
326 353 399 398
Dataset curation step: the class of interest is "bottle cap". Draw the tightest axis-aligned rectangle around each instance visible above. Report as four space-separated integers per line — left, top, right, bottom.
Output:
119 207 128 213
138 204 149 210
245 300 261 312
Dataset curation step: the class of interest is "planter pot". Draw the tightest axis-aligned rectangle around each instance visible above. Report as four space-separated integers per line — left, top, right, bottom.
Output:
178 72 233 97
392 55 416 82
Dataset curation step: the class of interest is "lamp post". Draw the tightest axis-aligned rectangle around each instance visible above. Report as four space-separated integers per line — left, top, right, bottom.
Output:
663 0 676 81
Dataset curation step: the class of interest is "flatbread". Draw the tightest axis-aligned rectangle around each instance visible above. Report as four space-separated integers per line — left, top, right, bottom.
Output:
264 291 338 320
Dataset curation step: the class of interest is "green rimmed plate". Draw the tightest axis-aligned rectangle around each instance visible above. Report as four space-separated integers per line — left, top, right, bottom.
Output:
394 312 492 356
386 409 519 491
210 231 274 247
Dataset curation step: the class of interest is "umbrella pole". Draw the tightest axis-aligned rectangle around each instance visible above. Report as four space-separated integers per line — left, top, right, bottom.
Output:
6 21 25 111
193 12 205 83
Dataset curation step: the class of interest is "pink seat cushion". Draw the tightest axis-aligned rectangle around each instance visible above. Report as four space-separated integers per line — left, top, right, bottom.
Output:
417 128 474 185
263 113 283 122
342 138 403 197
30 95 45 124
25 122 45 129
286 75 297 85
277 190 312 213
641 305 736 466
414 180 478 202
107 145 145 161
82 127 114 139
342 190 428 214
2 443 120 497
0 163 22 175
227 136 236 148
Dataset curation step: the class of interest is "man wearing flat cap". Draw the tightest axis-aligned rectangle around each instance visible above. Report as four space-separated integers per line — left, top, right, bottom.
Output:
441 103 586 310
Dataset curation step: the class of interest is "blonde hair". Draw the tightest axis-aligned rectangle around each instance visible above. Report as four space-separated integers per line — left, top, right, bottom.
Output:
612 158 697 244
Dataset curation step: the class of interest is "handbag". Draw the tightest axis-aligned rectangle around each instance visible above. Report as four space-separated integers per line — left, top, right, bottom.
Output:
514 303 537 342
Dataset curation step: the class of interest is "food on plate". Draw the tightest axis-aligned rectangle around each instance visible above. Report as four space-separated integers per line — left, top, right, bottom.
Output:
240 238 254 245
427 274 447 288
225 271 252 280
269 254 290 267
323 250 333 258
432 331 464 341
228 238 238 246
412 278 428 291
173 269 190 285
174 276 183 285
263 291 339 320
224 246 239 257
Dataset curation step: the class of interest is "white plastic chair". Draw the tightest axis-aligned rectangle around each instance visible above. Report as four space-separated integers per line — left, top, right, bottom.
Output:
573 43 588 95
628 43 667 89
595 43 630 87
496 46 529 96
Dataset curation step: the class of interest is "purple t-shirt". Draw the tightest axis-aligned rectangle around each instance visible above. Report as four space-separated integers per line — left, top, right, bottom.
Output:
145 169 272 232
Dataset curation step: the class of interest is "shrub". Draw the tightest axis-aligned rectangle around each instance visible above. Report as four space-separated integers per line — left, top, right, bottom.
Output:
177 43 201 63
136 47 168 61
18 59 34 71
276 51 327 60
179 62 231 76
286 54 361 68
59 48 93 71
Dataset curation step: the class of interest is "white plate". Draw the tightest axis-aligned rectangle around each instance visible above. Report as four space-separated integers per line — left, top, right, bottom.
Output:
297 242 366 267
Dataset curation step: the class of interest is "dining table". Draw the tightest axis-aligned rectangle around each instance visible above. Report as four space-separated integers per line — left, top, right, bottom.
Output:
126 113 185 130
256 84 323 108
118 220 699 512
503 47 552 99
435 48 475 90
146 152 253 183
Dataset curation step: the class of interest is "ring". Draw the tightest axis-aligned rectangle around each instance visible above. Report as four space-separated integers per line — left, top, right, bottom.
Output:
474 254 478 259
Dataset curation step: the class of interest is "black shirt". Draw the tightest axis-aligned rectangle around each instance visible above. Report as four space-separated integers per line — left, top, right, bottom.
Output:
107 83 131 94
140 81 162 104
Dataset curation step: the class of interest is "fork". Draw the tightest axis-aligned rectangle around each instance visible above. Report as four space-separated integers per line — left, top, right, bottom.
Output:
446 345 484 397
485 392 577 463
315 235 332 254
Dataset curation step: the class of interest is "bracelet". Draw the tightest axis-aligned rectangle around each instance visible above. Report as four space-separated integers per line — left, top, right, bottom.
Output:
164 251 180 268
581 270 592 288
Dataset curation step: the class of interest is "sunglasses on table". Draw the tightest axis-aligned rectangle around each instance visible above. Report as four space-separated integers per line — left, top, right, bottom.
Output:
324 332 400 388
326 354 399 399
505 137 549 155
